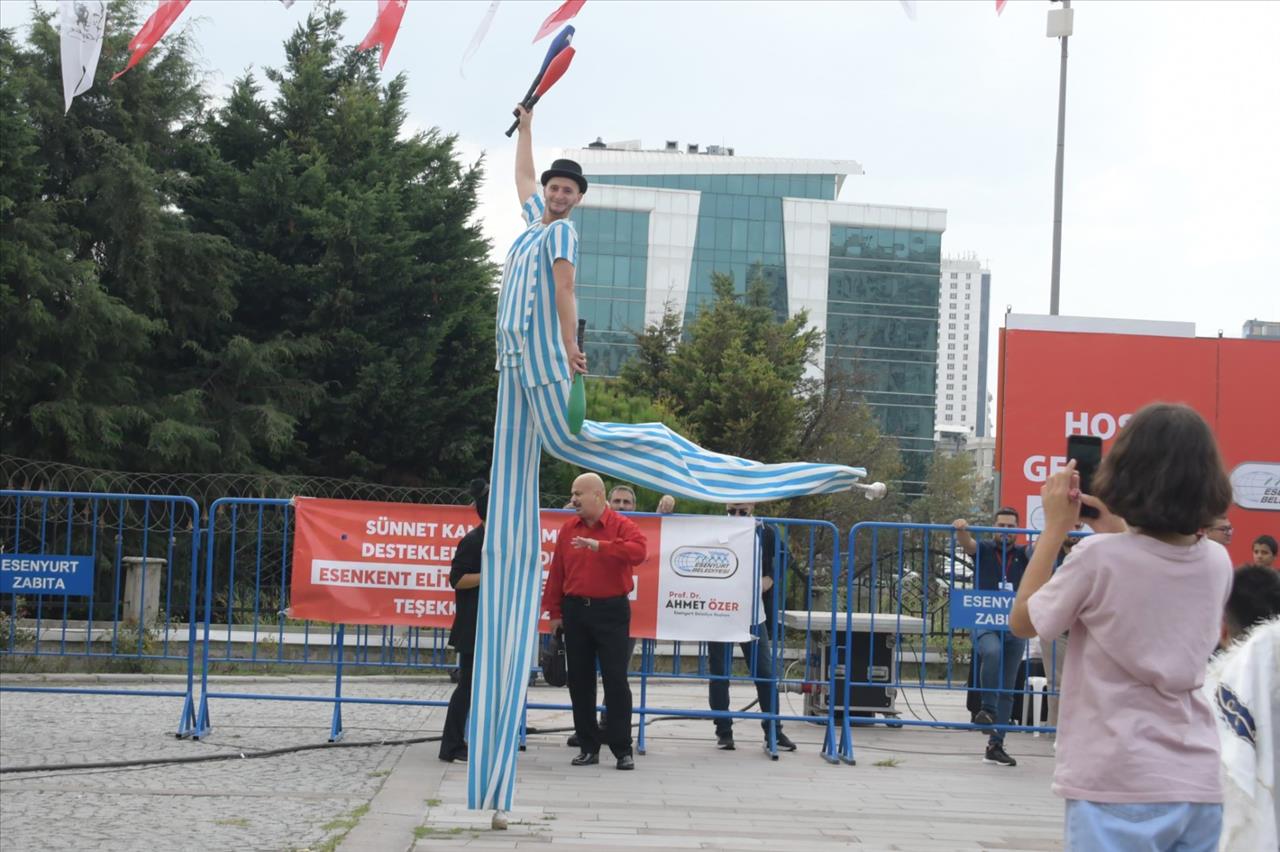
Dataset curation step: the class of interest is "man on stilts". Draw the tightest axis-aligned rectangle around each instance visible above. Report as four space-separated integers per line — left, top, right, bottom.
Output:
468 104 876 825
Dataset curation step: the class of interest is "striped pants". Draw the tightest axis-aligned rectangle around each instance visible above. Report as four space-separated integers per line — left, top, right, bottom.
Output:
468 368 865 810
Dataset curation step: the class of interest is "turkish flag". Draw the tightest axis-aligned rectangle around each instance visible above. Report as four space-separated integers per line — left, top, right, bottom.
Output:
533 0 585 43
111 0 190 81
358 0 409 70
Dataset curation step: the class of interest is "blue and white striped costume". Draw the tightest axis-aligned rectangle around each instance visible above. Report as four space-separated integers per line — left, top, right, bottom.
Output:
469 194 866 811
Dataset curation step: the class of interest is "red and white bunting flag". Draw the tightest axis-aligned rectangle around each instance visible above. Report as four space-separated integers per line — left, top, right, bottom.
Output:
996 0 1008 14
357 0 409 70
279 0 295 7
60 0 107 112
460 0 500 77
111 0 191 81
533 0 584 43
898 1 918 21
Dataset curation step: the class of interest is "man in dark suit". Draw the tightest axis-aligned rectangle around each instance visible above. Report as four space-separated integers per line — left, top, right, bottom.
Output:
439 480 488 763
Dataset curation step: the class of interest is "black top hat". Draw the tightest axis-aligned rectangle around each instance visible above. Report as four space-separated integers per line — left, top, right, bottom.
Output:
540 158 588 193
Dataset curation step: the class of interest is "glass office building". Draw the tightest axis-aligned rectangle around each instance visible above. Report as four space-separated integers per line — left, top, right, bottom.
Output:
825 224 942 490
570 144 945 495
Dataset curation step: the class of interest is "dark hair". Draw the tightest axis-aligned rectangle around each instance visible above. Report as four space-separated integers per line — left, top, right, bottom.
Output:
1092 403 1231 535
468 478 490 523
1254 534 1278 557
995 507 1019 522
1224 566 1280 637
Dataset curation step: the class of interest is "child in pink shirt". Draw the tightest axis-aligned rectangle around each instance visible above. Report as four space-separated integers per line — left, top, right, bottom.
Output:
1011 403 1234 851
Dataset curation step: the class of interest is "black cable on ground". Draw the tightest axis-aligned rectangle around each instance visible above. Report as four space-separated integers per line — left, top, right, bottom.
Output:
0 733 446 775
0 698 767 775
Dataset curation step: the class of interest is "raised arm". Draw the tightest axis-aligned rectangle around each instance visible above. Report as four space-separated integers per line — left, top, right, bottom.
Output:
952 518 977 556
514 105 538 204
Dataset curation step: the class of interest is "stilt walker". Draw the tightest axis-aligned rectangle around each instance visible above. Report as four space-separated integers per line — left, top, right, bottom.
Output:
469 104 879 821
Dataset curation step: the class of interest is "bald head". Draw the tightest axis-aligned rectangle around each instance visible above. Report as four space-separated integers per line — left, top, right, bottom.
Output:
571 473 608 523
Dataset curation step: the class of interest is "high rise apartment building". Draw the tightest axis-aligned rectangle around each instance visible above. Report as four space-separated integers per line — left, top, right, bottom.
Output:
935 255 991 438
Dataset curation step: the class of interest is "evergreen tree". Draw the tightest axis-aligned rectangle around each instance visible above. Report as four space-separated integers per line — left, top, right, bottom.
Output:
2 2 498 486
622 272 819 462
616 299 680 405
1 5 244 469
184 4 498 485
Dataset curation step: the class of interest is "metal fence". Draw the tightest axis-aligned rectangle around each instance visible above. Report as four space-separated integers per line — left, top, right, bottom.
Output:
1 455 532 515
0 489 204 736
2 488 1063 763
191 497 457 740
827 520 1064 764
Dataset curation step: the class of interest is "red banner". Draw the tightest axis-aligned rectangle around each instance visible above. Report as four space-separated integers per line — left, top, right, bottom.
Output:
996 325 1280 567
289 498 666 634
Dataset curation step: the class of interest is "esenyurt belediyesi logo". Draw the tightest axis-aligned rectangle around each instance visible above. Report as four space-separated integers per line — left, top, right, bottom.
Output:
670 546 738 579
1230 462 1280 511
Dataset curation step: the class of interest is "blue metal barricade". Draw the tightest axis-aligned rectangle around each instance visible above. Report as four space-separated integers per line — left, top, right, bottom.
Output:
12 491 1076 766
631 517 845 758
0 489 203 736
829 521 1067 764
191 497 456 740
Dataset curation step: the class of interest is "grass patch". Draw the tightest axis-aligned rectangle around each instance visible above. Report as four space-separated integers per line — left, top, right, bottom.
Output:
873 757 901 768
367 770 389 778
213 817 250 828
314 803 370 851
413 826 465 838
424 798 441 807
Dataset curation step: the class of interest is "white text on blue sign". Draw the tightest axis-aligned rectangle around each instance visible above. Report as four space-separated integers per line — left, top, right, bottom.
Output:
0 555 95 596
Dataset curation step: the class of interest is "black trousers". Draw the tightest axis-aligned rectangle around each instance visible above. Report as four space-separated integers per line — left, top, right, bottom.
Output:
440 650 472 760
707 631 779 736
562 595 632 758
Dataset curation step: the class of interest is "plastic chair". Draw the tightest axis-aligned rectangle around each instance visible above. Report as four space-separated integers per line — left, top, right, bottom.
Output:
1022 676 1048 735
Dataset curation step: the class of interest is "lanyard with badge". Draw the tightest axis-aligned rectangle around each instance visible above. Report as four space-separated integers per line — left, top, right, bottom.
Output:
997 545 1015 592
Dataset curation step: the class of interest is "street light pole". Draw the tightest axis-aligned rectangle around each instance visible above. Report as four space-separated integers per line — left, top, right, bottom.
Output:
1047 0 1073 316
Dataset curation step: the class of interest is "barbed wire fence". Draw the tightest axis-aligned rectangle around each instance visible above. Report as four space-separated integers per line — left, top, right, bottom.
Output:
0 455 572 631
1 455 572 516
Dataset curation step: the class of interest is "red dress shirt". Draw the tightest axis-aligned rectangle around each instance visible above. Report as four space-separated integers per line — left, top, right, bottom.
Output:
542 507 647 619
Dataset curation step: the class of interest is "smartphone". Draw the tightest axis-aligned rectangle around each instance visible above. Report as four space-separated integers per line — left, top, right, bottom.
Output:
1066 435 1103 519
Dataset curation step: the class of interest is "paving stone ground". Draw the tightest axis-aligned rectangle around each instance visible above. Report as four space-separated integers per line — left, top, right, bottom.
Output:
0 675 1064 851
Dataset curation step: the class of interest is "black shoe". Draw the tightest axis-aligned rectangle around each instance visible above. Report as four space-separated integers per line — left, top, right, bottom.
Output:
716 732 735 750
773 732 797 752
567 733 580 748
571 751 599 766
616 754 634 771
973 709 997 734
984 743 1017 767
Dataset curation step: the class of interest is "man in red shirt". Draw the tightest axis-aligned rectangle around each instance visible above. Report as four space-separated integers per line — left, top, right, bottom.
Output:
544 472 647 770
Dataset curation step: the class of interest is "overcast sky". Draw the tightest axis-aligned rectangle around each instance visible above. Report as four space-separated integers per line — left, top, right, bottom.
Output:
5 0 1278 358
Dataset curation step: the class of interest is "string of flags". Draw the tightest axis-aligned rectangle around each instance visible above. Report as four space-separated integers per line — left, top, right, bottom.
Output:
356 0 408 70
58 0 1011 114
902 1 1009 21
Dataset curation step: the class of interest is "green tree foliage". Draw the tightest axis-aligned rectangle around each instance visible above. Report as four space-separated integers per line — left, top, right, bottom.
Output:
1 5 242 469
621 272 820 462
183 4 497 484
786 366 907 530
1 2 497 486
618 270 904 533
909 450 986 525
538 381 713 512
616 300 680 404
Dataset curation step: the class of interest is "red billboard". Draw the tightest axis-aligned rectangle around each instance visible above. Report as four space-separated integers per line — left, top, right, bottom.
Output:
996 321 1279 567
